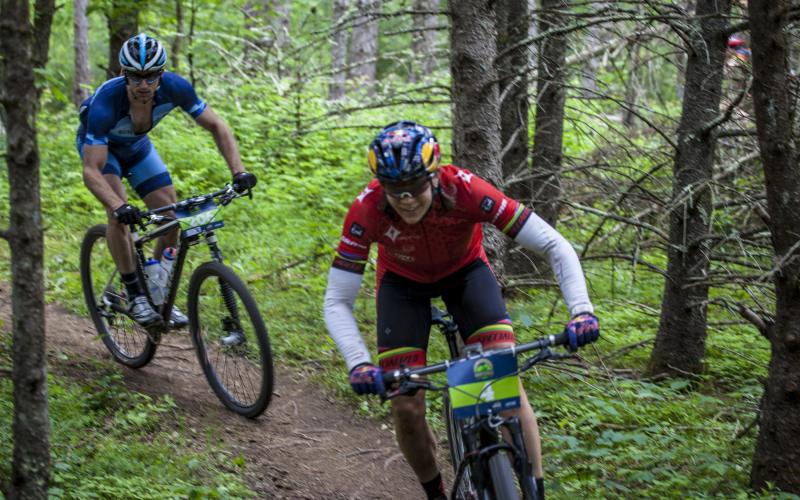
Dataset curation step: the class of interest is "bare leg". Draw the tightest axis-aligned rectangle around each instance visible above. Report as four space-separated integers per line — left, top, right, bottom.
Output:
509 387 544 478
142 184 178 259
103 174 136 274
391 390 440 483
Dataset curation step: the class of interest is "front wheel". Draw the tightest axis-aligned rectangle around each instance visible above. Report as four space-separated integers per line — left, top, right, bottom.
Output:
187 261 273 418
80 224 158 368
487 452 521 500
444 393 484 500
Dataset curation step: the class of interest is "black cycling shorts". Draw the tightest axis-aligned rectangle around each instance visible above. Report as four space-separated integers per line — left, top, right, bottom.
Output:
376 259 515 371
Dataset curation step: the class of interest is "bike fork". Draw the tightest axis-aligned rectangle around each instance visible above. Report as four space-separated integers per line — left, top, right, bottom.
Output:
205 231 241 326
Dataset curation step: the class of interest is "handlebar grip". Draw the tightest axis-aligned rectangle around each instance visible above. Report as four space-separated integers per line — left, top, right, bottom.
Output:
552 331 570 347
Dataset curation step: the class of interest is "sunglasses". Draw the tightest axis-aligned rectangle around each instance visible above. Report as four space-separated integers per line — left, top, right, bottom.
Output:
383 177 431 199
125 71 162 85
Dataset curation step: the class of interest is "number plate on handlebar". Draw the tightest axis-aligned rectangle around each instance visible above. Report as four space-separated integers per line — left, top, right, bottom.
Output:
447 351 521 420
176 199 223 237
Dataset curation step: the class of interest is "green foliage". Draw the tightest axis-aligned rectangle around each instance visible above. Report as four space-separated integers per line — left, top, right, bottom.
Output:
0 348 253 498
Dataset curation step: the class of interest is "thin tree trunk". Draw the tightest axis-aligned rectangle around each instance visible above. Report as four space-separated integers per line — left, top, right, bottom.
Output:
648 0 731 377
409 0 439 82
497 0 533 275
450 0 507 276
347 0 380 95
73 0 91 105
748 0 800 492
622 40 642 127
0 0 55 496
107 0 139 77
330 0 349 100
531 0 569 228
172 0 183 74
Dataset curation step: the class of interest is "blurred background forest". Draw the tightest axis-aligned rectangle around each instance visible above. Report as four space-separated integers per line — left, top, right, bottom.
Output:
2 0 800 497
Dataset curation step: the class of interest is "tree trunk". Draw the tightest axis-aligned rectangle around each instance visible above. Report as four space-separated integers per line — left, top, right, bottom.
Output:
747 0 800 492
73 0 91 105
172 0 184 74
330 0 349 100
409 0 439 82
648 0 730 377
0 0 55 497
497 0 533 275
347 0 380 95
450 0 507 277
106 0 139 78
530 0 569 228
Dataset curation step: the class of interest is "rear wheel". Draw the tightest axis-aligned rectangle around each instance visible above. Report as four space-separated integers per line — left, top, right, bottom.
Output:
187 261 273 418
80 224 158 368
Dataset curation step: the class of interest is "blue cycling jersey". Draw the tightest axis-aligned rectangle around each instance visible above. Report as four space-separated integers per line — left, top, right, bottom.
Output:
77 72 206 149
76 72 207 198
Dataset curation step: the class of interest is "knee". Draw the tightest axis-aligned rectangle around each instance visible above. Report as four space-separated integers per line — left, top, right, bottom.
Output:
391 395 426 429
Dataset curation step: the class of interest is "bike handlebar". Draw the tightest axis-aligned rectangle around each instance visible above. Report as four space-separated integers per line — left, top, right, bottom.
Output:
382 331 570 386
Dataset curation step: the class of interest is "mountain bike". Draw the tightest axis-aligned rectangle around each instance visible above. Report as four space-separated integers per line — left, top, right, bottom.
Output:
80 184 273 418
383 307 572 500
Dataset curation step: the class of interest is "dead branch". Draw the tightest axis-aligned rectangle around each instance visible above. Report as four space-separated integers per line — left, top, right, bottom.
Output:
602 338 655 362
737 303 770 338
0 366 11 377
565 201 669 240
0 229 8 241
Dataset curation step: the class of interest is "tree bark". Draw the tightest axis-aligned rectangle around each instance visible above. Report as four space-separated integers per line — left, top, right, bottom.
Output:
172 0 184 74
330 0 349 100
409 0 439 82
106 0 139 78
497 0 533 275
0 0 55 497
530 0 569 228
73 0 91 105
648 0 731 377
450 0 507 276
747 0 800 492
347 0 380 95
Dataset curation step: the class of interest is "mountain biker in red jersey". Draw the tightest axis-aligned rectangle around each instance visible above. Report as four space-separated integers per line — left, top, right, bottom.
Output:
324 121 600 500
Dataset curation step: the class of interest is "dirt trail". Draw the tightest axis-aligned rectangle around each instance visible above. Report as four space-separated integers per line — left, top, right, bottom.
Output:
0 286 423 499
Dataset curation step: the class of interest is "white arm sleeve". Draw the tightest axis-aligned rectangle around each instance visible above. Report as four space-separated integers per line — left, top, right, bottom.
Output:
514 212 594 317
323 267 372 371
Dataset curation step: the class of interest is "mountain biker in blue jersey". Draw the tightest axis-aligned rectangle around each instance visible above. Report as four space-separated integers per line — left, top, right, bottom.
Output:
324 121 600 500
77 33 256 327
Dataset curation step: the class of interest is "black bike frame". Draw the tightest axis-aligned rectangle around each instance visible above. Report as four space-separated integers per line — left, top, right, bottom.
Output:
128 189 232 332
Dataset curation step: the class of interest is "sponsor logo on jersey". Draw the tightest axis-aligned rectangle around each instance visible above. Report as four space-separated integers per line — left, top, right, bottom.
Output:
349 222 365 237
491 199 508 224
384 225 401 242
480 196 496 213
341 235 367 249
456 169 474 184
356 186 374 203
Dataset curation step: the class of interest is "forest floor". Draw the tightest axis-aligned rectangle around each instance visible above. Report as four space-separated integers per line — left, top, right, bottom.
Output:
0 286 424 499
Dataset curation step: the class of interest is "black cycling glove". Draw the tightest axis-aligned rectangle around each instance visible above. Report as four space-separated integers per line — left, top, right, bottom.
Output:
232 171 257 193
113 203 141 225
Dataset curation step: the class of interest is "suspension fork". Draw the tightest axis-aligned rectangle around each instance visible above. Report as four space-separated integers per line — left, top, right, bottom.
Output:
204 231 241 326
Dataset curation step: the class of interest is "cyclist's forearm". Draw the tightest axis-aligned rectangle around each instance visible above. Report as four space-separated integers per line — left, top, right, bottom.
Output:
324 267 372 370
209 123 244 175
514 213 594 316
83 165 124 210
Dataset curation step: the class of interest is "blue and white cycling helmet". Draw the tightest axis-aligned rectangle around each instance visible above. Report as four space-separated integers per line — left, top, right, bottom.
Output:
119 33 167 72
368 121 441 183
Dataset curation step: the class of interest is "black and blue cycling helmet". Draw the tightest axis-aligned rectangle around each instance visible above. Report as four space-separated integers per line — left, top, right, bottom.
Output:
119 33 167 72
368 121 441 183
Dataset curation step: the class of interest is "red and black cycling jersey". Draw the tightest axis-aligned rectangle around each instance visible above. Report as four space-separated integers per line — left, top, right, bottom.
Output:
333 164 532 283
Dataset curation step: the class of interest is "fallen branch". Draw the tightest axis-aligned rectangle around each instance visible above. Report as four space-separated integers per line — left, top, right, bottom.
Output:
602 338 655 362
0 228 8 241
0 366 11 377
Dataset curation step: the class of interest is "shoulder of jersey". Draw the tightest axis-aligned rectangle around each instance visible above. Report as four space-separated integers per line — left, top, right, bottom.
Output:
353 179 382 205
92 76 127 100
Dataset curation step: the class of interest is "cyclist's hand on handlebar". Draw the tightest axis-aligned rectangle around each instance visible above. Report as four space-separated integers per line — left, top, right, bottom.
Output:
113 203 142 225
232 171 257 193
349 363 385 396
565 312 600 352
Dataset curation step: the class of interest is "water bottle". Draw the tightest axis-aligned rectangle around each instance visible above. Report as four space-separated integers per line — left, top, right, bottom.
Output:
144 258 164 305
157 247 177 295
